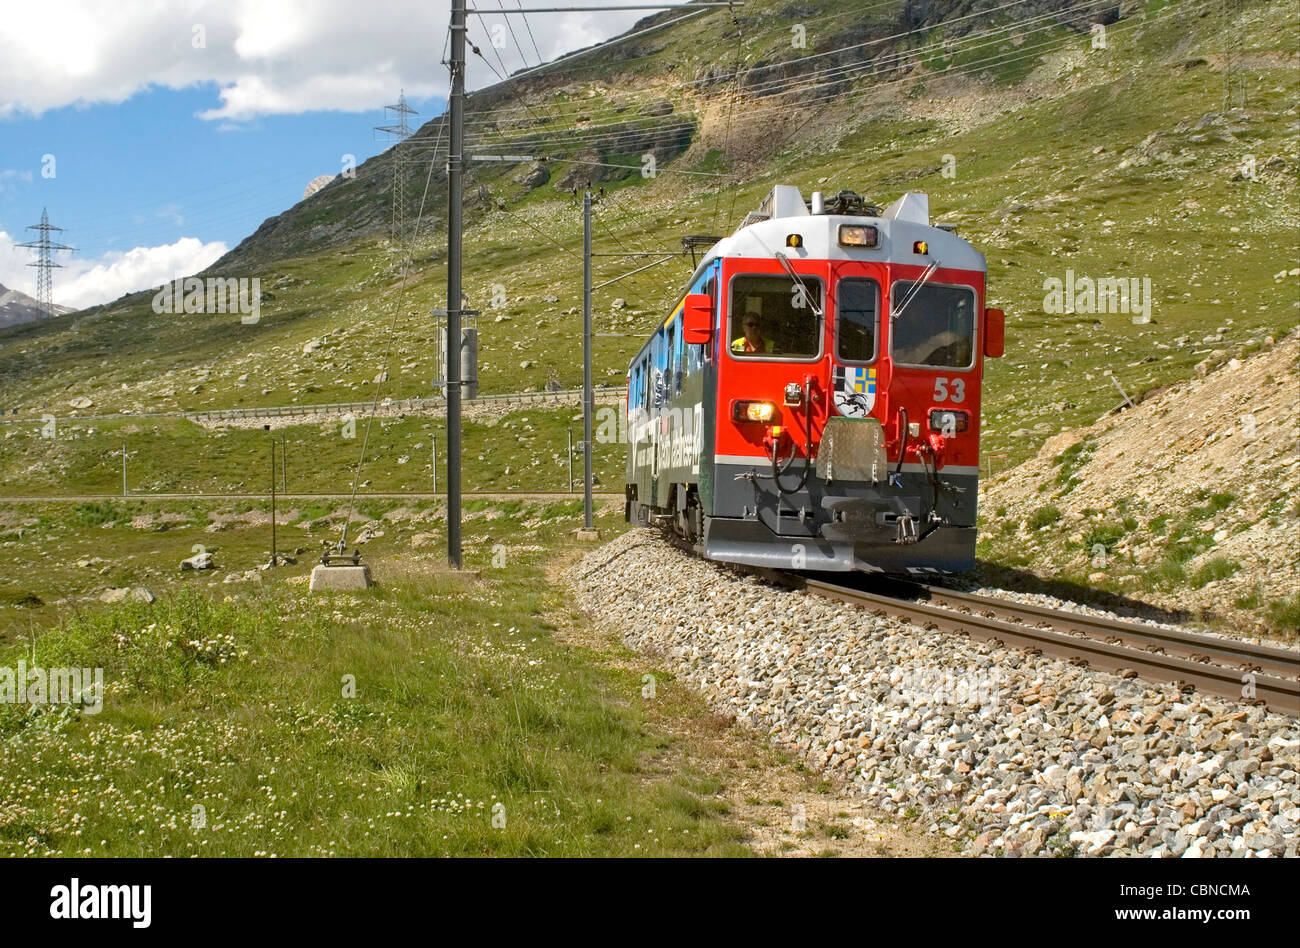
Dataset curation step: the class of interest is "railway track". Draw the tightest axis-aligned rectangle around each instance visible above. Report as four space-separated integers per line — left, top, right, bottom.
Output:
803 577 1300 716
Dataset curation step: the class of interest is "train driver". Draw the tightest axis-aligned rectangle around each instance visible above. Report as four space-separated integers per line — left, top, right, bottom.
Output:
732 311 775 354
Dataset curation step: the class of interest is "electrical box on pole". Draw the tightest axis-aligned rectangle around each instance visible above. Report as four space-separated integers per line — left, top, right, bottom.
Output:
432 309 478 401
460 326 479 401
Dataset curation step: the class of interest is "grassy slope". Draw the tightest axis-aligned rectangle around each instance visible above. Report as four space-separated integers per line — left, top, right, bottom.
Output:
0 407 625 496
0 500 765 856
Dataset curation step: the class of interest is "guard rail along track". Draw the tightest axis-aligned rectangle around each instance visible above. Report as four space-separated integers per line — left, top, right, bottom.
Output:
0 385 625 426
802 578 1300 716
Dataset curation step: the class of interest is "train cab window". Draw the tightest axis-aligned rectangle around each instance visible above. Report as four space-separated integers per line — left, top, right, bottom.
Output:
648 336 664 406
665 325 677 394
697 277 715 366
687 336 705 375
834 278 879 362
728 275 822 359
890 281 977 369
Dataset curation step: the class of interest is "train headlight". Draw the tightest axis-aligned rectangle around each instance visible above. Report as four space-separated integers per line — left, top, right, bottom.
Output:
929 409 969 434
838 225 878 248
733 400 777 423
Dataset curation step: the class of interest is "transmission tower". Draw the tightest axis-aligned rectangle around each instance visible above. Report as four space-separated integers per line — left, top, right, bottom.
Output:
16 208 75 320
374 90 418 242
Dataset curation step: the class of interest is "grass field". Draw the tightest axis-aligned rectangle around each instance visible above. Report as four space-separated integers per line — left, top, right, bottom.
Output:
0 499 777 857
0 405 626 496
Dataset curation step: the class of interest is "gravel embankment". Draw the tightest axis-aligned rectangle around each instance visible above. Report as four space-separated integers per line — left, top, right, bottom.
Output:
567 530 1300 857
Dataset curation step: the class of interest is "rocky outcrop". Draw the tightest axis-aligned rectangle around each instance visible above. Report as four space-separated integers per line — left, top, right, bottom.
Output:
982 333 1300 636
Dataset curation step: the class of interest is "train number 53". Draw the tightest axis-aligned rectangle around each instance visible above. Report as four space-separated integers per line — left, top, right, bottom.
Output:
933 377 966 403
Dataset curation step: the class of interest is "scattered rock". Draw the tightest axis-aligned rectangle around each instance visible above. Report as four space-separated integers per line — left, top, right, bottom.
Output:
181 552 214 571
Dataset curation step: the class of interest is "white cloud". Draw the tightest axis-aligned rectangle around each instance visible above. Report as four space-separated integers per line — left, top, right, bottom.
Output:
0 230 226 311
0 1 688 121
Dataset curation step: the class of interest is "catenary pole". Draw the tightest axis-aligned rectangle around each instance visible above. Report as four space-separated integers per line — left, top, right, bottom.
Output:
582 190 594 530
446 0 467 568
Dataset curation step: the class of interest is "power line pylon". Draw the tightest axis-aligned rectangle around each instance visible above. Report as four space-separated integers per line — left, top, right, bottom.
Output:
16 208 75 319
375 90 418 242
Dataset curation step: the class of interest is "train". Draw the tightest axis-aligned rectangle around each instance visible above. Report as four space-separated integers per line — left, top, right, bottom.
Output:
623 185 1004 574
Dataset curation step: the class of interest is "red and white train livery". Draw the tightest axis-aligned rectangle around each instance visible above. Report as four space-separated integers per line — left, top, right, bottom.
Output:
624 185 1004 573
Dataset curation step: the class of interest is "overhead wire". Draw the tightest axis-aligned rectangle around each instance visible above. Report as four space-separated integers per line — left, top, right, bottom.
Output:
510 0 546 63
457 0 1114 150
471 11 675 262
454 0 1041 124
473 0 1144 168
710 0 744 236
336 97 451 550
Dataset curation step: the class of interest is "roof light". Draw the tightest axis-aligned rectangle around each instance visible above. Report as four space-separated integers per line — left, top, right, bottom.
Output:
786 234 803 248
913 240 929 255
838 224 878 248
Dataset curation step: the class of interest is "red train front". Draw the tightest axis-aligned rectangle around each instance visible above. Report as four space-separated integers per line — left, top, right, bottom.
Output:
625 185 1004 574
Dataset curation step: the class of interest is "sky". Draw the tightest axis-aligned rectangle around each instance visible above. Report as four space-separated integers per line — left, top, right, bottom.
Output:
0 1 690 310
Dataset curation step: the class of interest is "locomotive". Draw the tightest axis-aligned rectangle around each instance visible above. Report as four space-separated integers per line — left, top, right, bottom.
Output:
623 185 1004 574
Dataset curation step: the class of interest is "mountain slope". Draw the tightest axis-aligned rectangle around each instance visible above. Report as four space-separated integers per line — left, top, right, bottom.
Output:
0 283 74 329
0 0 1295 458
209 0 1114 272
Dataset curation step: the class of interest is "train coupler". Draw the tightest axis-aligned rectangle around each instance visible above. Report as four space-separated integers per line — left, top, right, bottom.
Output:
895 515 918 544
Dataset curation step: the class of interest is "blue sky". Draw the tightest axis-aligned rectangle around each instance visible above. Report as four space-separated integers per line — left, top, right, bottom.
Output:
0 1 688 309
0 86 444 261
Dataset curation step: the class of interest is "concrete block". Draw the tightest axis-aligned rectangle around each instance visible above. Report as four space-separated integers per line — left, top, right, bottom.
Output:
575 529 601 541
310 564 372 592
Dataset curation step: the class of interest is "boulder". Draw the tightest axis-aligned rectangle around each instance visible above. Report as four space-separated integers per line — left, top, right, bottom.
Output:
181 551 214 570
519 163 550 190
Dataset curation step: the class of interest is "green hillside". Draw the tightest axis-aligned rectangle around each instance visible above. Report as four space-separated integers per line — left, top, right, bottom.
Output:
1 0 1296 494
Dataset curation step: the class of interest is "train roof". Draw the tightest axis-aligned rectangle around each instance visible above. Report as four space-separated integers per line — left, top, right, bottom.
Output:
629 186 989 368
686 186 986 287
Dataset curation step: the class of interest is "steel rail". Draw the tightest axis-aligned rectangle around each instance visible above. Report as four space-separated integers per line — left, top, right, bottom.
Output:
804 579 1300 716
917 584 1300 681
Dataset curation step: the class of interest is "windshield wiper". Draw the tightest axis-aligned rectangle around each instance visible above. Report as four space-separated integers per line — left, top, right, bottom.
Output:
774 251 824 319
892 259 941 322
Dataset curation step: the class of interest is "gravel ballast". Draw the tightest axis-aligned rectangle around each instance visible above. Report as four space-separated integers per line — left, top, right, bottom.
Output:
567 530 1300 857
